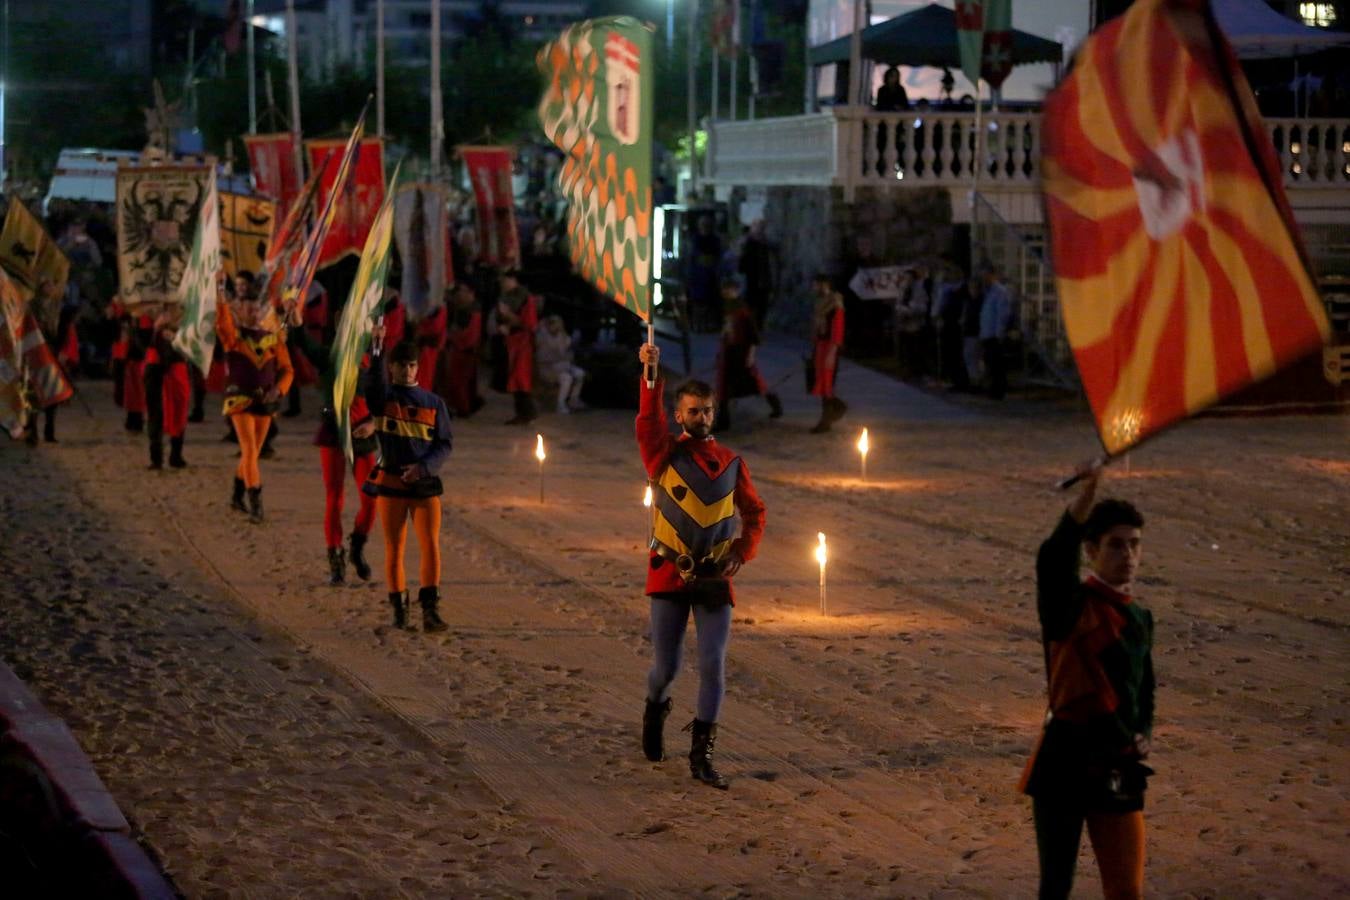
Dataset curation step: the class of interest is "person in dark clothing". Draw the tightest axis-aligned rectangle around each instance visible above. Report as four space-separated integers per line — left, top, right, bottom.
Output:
933 267 971 390
142 311 192 470
714 279 782 431
874 66 911 175
737 220 774 328
1020 462 1153 900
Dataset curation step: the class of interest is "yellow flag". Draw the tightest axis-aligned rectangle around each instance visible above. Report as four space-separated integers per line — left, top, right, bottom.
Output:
0 201 70 303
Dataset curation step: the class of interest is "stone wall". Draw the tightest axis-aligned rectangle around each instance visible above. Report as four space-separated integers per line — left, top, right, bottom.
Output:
760 185 956 336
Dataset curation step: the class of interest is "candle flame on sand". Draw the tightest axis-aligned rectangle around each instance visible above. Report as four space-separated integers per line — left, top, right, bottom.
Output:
535 433 546 462
857 427 869 458
643 484 653 507
815 532 827 567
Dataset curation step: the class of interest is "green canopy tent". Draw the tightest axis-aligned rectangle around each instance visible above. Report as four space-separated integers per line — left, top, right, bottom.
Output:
808 3 1062 79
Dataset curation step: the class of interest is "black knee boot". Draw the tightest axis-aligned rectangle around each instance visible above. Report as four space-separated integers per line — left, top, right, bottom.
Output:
766 392 783 419
125 410 143 433
417 586 447 633
348 532 371 581
686 719 729 789
505 392 537 425
168 436 187 468
230 477 247 512
247 486 264 524
642 697 673 762
388 591 409 629
147 437 163 470
43 407 56 443
328 547 346 585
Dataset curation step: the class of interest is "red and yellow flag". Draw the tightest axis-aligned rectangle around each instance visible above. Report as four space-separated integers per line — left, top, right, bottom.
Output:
1042 0 1330 456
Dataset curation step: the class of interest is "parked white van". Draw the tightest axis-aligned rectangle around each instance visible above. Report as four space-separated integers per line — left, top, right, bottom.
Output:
42 148 141 214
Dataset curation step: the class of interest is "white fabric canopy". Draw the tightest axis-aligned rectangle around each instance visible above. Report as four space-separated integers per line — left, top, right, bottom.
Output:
1212 0 1350 59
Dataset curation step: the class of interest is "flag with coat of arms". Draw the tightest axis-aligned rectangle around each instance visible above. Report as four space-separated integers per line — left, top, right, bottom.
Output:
956 0 1013 89
538 16 655 321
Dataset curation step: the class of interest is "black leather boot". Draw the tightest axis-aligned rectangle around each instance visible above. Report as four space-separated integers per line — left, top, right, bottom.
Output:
125 411 143 433
230 477 248 512
809 399 832 434
147 438 163 470
418 586 448 633
348 532 372 581
686 719 729 789
827 396 849 423
247 486 264 524
388 591 409 629
642 697 673 762
43 408 56 442
505 391 537 425
168 436 187 468
328 547 346 585
766 392 784 419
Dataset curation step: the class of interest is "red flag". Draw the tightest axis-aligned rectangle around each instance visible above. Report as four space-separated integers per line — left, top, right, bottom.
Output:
1041 0 1330 456
16 313 73 409
460 146 521 269
305 137 386 267
709 0 740 59
244 132 302 213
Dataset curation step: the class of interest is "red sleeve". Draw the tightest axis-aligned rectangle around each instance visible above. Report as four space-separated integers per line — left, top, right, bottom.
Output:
350 394 372 426
731 457 766 562
215 299 238 350
274 340 295 396
636 379 674 479
830 306 845 346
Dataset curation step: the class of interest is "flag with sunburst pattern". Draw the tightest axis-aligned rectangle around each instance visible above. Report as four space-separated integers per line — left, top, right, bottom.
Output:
1042 0 1329 456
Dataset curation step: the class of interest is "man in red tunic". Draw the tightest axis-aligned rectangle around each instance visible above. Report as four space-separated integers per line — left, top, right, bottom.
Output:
413 301 448 391
497 269 537 425
714 278 782 431
636 342 766 789
438 283 484 417
809 273 848 434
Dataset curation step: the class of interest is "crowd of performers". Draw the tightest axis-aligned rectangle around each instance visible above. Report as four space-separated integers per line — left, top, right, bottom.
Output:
14 214 1152 900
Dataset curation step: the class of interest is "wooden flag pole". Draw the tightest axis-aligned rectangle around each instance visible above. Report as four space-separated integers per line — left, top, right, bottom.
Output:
645 320 655 387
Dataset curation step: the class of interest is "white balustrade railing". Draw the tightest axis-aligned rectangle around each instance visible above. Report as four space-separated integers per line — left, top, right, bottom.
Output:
709 109 1350 192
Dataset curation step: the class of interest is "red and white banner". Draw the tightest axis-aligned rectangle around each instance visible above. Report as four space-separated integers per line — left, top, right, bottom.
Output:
459 146 520 269
306 137 386 268
244 132 302 212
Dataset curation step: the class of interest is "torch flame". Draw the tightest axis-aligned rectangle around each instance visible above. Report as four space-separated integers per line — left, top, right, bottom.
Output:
857 427 869 457
643 484 653 507
815 532 827 566
535 433 546 462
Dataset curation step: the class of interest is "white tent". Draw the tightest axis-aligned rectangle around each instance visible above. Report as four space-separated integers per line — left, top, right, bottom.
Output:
1213 0 1350 59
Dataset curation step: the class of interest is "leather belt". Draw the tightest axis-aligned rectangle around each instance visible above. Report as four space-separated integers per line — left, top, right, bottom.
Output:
649 541 719 582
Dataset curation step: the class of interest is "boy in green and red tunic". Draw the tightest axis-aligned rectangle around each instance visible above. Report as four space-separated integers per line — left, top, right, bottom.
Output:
1020 462 1153 900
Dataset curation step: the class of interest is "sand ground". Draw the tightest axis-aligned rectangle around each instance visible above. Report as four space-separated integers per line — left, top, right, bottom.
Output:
0 367 1347 898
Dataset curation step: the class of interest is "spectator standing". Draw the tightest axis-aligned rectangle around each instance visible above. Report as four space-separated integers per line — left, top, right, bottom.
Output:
978 266 1014 400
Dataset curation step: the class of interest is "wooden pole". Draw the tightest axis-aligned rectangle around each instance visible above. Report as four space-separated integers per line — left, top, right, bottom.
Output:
376 0 385 138
285 0 304 180
430 0 443 178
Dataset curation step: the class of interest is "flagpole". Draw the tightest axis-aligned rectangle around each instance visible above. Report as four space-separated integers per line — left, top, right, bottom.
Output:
285 0 304 180
687 0 699 197
729 1 739 122
430 0 443 179
376 0 385 138
970 78 983 264
246 0 257 134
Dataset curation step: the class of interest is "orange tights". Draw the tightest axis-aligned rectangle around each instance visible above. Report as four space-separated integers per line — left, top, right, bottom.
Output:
377 495 441 592
231 413 270 488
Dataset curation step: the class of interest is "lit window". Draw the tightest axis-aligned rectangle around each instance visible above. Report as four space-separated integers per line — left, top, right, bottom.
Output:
1299 3 1337 27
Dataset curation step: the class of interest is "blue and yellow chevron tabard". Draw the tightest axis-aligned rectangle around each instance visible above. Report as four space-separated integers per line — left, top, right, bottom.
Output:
652 450 741 568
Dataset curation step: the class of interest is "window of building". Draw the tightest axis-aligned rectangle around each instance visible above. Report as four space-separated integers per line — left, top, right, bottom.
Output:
1299 3 1337 27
